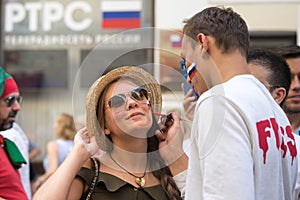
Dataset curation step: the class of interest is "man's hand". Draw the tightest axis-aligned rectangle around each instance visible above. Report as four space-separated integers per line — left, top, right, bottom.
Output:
183 87 197 121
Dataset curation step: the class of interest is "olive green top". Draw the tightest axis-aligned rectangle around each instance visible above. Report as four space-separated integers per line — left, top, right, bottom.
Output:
77 159 168 200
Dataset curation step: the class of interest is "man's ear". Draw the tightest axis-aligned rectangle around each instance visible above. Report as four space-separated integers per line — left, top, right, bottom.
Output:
271 87 286 105
197 33 208 51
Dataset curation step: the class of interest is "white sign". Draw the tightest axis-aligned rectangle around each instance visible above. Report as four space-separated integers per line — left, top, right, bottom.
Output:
3 0 151 47
5 1 92 32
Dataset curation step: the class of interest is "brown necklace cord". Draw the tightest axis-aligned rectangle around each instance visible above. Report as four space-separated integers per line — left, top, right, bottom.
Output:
109 153 148 187
85 157 99 200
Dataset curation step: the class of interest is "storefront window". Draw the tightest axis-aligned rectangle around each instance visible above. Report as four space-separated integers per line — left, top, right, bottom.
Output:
5 50 68 90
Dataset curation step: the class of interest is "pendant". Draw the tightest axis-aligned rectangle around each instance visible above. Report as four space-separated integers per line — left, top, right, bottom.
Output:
135 177 146 187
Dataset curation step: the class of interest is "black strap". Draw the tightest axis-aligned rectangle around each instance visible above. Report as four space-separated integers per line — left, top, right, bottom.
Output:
85 157 99 200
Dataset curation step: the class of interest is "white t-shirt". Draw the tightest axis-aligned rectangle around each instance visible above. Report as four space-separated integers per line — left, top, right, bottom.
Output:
1 123 31 200
293 134 300 200
185 75 298 200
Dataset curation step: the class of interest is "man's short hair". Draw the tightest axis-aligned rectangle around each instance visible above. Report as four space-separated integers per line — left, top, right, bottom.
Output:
276 45 300 59
247 48 291 106
183 6 249 56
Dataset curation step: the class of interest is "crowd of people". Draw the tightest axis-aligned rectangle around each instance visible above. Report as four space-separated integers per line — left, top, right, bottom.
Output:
1 5 300 200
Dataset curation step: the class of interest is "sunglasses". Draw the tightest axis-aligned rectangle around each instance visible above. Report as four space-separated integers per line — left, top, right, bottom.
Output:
3 96 22 107
107 87 149 108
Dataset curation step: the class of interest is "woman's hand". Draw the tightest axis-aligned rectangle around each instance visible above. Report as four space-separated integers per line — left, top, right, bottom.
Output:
156 113 188 176
156 113 185 164
74 127 99 156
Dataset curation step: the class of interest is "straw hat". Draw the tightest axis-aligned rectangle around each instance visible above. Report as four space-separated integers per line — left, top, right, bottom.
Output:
86 66 162 150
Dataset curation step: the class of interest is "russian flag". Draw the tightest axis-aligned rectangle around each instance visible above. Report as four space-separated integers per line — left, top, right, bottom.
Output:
187 63 198 80
101 1 141 29
170 34 181 48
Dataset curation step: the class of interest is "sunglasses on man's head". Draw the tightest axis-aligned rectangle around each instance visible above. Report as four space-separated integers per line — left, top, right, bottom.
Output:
3 96 22 107
107 87 149 108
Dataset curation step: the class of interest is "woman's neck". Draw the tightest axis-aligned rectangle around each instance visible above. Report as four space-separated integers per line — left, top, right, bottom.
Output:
109 148 148 173
112 134 148 153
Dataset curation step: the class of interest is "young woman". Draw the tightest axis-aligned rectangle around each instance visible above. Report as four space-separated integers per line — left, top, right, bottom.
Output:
33 66 188 200
32 113 77 194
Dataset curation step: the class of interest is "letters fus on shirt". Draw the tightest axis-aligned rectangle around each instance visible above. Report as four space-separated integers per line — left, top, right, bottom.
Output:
256 117 297 165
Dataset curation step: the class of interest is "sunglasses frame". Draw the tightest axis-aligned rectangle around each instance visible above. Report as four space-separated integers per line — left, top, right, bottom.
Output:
3 96 22 107
106 87 150 109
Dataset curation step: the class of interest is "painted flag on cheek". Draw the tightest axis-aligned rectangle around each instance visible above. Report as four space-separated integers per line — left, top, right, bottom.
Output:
101 0 142 29
187 63 198 80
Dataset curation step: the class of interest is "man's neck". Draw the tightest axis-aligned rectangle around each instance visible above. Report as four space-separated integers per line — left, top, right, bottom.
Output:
286 112 300 132
211 50 250 84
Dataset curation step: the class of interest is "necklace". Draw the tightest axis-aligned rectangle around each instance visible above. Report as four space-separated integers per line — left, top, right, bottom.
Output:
109 153 147 187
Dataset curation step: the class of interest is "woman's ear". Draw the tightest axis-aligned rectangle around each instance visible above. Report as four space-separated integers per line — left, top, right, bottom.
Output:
271 87 286 105
104 127 111 135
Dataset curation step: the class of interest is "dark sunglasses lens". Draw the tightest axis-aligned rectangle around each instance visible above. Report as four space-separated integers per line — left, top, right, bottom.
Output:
17 96 22 103
139 88 149 99
6 96 22 107
108 94 126 108
131 88 148 101
7 98 14 107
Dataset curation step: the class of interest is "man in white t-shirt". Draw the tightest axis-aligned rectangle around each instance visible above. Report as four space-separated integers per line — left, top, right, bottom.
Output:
248 48 300 200
181 6 297 200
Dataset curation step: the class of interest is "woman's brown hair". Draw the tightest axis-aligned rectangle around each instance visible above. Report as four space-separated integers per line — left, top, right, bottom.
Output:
97 78 182 199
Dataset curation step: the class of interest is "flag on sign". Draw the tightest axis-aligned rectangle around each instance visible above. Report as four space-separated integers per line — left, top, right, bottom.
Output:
170 34 181 48
101 1 141 29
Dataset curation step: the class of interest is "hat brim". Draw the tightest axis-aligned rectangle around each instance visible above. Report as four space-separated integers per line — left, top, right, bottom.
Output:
86 66 162 150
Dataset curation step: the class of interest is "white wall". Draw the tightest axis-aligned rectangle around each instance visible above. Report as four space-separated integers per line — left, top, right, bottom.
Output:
155 1 299 32
230 3 299 31
155 0 209 29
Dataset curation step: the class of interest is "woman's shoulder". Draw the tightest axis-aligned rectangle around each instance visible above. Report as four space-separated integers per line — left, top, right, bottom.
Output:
55 139 74 146
47 140 58 149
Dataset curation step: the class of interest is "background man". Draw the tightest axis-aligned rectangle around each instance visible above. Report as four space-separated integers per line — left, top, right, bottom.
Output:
1 123 31 199
0 67 27 199
247 48 291 106
276 45 300 136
